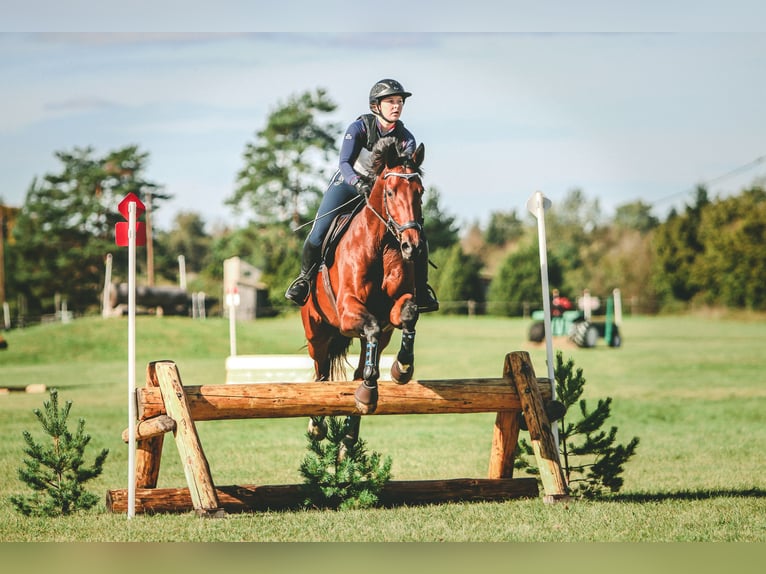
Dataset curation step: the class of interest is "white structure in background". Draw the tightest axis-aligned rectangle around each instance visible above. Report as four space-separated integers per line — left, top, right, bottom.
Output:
223 256 267 321
225 354 395 384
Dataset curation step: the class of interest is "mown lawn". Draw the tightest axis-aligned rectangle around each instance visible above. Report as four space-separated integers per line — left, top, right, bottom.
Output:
1 312 765 543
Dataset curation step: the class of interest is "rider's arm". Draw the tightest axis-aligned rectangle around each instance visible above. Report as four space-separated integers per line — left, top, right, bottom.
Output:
338 120 366 186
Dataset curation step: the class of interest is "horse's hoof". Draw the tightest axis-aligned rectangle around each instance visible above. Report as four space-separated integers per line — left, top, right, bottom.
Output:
391 360 414 385
307 417 328 440
354 383 378 414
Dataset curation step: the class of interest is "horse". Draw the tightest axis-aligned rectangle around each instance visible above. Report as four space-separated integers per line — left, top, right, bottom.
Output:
300 136 425 447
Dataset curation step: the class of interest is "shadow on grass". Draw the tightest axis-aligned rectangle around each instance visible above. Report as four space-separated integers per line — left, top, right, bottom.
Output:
607 487 766 503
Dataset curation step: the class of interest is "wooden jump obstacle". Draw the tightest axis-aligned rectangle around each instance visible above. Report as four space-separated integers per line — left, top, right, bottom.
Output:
106 350 569 516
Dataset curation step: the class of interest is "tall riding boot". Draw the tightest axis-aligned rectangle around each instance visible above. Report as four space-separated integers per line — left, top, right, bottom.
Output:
285 241 322 306
415 242 439 313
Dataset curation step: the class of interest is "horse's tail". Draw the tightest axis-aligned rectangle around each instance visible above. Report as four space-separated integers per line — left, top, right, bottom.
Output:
328 332 352 381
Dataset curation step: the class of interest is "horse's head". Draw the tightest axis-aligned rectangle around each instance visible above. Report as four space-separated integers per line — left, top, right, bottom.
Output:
369 137 425 262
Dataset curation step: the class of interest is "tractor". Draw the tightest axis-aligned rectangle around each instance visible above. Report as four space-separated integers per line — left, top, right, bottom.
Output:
528 294 622 348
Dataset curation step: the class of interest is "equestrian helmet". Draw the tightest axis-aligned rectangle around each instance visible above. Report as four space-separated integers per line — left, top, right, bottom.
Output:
369 79 412 109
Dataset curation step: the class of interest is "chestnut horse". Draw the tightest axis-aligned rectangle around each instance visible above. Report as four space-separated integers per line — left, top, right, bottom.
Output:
301 137 425 445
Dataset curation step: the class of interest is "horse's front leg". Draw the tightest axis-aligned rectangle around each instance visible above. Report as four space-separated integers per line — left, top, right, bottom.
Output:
389 295 419 384
353 318 382 414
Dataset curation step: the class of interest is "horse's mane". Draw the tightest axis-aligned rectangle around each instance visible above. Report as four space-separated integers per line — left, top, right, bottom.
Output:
370 136 423 176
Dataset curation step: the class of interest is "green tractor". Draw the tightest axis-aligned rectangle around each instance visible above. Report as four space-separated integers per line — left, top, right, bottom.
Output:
528 296 622 348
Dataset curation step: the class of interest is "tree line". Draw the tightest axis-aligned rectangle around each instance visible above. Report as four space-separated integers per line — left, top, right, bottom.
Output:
2 88 765 324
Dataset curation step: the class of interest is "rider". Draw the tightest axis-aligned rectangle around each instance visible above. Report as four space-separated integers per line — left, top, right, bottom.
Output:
285 78 439 313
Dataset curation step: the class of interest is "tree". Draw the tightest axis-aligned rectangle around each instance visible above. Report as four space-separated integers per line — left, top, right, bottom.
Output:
429 244 484 313
484 209 524 246
422 186 460 251
7 146 166 315
299 416 392 510
515 352 639 498
153 211 212 283
613 200 659 233
207 222 303 312
229 88 341 228
694 186 766 309
651 187 709 307
11 389 109 516
487 243 565 316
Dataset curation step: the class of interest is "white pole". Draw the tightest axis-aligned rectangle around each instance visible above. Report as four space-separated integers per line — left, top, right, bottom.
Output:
127 202 137 519
178 255 187 291
526 191 559 451
613 288 623 326
227 288 239 356
583 289 592 321
102 254 113 318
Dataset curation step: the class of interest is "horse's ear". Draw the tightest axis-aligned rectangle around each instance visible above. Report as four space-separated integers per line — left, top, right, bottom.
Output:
412 143 425 167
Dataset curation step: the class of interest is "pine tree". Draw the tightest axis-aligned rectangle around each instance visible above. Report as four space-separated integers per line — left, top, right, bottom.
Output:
10 389 109 516
515 352 639 498
299 417 392 510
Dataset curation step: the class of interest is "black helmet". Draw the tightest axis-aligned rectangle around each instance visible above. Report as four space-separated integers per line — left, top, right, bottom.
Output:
369 79 412 109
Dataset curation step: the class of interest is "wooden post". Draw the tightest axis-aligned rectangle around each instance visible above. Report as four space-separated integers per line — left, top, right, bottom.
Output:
487 353 530 478
155 360 224 517
504 351 570 503
134 363 165 488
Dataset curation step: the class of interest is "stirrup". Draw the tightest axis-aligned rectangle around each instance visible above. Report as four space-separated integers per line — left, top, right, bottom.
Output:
417 284 439 313
285 276 311 306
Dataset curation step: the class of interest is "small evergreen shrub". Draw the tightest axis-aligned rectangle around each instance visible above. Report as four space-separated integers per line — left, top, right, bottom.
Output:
10 389 109 516
299 417 392 510
515 351 640 498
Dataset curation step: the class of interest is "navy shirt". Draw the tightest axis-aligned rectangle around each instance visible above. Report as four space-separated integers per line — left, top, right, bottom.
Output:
338 115 417 186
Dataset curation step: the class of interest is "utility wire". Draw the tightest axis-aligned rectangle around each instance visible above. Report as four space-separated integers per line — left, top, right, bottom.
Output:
652 155 766 206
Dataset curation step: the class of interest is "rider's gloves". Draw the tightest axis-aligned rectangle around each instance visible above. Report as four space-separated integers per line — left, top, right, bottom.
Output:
354 178 372 198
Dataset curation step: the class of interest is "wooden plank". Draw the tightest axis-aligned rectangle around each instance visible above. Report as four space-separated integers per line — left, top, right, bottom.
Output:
137 365 552 422
155 361 224 517
105 478 539 514
504 352 570 503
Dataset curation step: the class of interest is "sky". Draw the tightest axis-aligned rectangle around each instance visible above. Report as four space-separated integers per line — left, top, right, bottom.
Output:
2 3 766 231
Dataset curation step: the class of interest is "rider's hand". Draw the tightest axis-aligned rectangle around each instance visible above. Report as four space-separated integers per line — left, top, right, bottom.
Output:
354 178 372 198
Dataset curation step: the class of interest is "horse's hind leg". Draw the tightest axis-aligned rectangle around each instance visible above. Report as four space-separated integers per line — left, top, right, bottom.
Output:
391 297 419 384
307 339 331 440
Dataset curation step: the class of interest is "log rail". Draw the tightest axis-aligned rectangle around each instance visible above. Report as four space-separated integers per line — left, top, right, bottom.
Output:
106 351 569 515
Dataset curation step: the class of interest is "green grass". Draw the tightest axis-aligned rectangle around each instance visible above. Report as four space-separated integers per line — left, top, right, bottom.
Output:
1 313 765 541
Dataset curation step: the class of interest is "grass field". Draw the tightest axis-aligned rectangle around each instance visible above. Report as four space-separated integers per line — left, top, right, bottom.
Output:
1 312 765 542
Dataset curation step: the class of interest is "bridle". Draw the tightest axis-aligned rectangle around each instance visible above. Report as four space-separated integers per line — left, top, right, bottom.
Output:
365 170 423 242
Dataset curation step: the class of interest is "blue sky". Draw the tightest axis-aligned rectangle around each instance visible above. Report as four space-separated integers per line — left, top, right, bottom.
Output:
3 5 766 230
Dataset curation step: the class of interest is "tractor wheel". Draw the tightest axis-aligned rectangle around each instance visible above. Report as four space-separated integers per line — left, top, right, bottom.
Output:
571 320 599 348
608 325 622 348
528 321 545 343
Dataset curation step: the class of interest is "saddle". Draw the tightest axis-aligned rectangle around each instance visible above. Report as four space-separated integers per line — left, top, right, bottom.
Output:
320 198 366 268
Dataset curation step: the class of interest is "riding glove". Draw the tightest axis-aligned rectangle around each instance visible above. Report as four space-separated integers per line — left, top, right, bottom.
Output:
354 179 372 197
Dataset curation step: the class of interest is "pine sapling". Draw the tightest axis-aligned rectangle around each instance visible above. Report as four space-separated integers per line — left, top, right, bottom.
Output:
10 389 109 516
299 416 392 510
515 351 639 498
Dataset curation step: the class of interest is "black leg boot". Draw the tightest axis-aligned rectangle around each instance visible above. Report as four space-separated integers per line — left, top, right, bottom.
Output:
285 241 322 306
415 241 439 313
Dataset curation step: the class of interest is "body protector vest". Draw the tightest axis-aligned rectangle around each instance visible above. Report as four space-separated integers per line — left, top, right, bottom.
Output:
352 114 407 180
